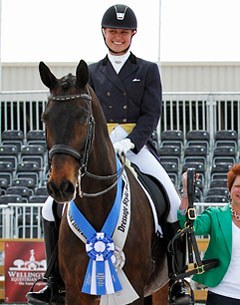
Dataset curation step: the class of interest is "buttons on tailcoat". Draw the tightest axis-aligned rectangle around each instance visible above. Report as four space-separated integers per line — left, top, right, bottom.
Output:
104 91 129 123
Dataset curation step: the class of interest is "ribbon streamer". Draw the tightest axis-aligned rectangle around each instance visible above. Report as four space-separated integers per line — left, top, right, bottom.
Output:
83 232 122 294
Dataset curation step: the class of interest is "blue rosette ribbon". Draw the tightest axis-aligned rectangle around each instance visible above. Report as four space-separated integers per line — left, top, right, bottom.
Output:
69 157 123 295
84 232 122 295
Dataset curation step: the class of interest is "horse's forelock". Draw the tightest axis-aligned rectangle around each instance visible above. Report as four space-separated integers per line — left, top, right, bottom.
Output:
60 74 76 90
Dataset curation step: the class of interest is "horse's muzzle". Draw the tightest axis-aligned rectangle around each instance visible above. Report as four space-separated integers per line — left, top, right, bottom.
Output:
47 179 76 203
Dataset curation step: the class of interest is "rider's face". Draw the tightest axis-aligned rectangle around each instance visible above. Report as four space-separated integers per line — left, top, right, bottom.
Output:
103 28 136 55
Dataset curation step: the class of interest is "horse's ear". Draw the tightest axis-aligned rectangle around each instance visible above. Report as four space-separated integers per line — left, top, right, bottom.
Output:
39 61 57 90
76 60 89 88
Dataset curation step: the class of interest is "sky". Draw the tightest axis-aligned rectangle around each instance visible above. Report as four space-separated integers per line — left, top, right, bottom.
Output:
1 0 240 63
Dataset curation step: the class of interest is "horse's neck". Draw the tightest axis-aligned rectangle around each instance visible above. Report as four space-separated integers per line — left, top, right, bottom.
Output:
90 105 117 176
77 139 117 231
89 138 116 175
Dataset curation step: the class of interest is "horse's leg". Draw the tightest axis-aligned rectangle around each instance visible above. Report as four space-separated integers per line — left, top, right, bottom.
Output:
144 295 152 305
65 286 100 305
152 283 169 305
55 298 66 305
65 292 81 305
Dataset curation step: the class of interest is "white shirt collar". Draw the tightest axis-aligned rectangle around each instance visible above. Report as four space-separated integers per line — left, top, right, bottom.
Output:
108 51 130 74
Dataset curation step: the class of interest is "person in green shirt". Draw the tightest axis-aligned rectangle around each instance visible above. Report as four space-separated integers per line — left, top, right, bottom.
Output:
178 163 240 305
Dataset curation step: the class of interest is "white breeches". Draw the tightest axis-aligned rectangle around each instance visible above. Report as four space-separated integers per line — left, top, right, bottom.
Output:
125 146 180 222
42 196 56 221
42 197 67 222
110 126 180 223
42 126 180 223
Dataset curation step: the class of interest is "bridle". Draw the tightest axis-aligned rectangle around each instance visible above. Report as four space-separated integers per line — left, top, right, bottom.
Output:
48 89 94 176
47 86 124 197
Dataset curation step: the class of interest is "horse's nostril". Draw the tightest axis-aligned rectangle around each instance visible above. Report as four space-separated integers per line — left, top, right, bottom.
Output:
60 180 75 196
47 180 75 202
47 181 57 197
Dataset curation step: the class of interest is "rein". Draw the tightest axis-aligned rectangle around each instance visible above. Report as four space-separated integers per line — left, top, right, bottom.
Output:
47 87 125 198
79 156 126 198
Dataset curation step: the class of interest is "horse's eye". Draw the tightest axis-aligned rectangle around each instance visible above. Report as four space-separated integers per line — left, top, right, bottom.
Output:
76 108 89 124
78 116 89 125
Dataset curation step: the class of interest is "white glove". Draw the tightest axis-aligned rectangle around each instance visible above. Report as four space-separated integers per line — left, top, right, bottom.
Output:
113 138 135 155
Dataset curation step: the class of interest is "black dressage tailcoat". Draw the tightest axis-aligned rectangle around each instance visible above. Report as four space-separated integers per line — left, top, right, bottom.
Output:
88 52 162 153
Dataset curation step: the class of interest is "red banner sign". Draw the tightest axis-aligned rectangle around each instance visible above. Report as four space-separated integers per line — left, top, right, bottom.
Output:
4 240 46 303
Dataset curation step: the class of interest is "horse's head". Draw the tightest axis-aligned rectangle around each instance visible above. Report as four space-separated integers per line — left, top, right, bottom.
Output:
39 60 102 203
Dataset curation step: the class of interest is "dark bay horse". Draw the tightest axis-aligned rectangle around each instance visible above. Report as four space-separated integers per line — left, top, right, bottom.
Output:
39 60 169 305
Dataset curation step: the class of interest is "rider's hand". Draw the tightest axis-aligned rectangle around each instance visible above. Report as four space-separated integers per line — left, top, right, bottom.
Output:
113 138 135 155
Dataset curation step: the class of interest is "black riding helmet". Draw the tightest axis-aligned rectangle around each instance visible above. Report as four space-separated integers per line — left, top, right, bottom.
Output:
101 4 137 30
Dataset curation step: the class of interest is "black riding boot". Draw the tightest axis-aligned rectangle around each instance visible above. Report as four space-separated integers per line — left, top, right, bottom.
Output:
166 221 193 305
26 219 65 304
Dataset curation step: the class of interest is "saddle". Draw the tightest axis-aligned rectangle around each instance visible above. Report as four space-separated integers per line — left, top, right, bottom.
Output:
130 163 170 228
